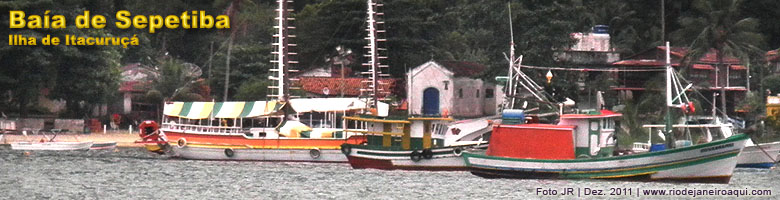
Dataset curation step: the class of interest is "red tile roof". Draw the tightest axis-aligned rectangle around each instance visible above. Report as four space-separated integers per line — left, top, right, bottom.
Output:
614 46 742 67
438 61 487 77
120 81 151 92
692 64 715 70
768 50 780 62
612 60 680 67
298 77 397 97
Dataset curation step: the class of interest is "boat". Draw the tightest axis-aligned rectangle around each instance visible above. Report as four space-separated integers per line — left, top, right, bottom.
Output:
11 129 94 151
135 120 170 154
340 115 489 170
136 0 372 162
463 110 748 183
139 100 369 162
337 0 491 170
637 123 780 169
90 141 117 150
11 141 93 151
736 141 780 168
462 42 749 184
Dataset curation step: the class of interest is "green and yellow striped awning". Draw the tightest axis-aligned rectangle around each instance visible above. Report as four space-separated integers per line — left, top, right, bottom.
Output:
163 101 287 119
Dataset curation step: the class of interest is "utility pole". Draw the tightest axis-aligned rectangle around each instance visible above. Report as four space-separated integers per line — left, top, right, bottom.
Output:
660 0 665 43
223 33 233 101
208 41 214 81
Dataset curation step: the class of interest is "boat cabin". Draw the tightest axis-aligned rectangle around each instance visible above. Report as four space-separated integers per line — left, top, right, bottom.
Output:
342 116 451 150
487 109 621 160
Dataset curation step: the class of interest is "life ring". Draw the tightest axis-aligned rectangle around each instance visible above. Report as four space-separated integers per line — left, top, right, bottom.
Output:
422 149 434 159
177 138 187 148
410 150 422 162
340 144 352 155
310 148 321 159
453 147 463 157
224 148 235 158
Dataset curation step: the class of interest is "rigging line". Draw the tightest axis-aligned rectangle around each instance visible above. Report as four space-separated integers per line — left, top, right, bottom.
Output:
671 70 693 104
512 72 548 104
671 71 685 104
675 71 731 118
513 72 550 102
517 68 543 90
519 65 666 72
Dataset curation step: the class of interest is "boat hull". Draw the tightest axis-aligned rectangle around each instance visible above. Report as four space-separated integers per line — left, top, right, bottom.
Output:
11 141 93 151
464 134 749 184
162 131 364 150
736 141 780 168
90 141 117 150
345 144 488 171
171 144 347 162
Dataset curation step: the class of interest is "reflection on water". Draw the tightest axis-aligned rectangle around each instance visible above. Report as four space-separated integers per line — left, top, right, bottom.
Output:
0 146 777 199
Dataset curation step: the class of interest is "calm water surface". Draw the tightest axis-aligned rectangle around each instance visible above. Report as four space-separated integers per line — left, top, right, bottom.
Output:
1 146 778 199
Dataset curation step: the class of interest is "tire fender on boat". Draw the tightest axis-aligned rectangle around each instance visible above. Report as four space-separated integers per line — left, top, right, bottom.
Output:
224 148 235 158
453 147 463 157
340 144 352 155
410 150 422 162
422 149 434 159
176 138 187 148
310 148 321 159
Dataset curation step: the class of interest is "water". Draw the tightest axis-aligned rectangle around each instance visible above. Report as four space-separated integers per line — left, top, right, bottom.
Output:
1 147 778 199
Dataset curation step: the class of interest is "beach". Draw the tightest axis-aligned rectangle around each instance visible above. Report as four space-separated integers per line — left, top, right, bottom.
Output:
1 131 142 147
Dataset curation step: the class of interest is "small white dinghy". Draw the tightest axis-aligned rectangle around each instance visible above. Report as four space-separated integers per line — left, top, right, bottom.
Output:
11 141 93 151
11 129 92 151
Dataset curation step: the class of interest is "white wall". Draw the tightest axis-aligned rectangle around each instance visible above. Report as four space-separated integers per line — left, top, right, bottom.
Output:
408 61 454 116
452 78 484 117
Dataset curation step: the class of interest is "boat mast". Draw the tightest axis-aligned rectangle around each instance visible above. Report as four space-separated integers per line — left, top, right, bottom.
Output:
360 0 389 112
269 0 299 102
503 3 551 112
506 3 515 110
664 41 676 148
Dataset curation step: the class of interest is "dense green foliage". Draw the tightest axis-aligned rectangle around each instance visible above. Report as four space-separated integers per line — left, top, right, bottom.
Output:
2 0 780 120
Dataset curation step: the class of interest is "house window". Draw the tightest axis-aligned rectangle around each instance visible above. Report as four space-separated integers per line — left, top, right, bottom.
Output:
458 88 463 98
476 89 480 98
485 89 494 98
443 81 449 90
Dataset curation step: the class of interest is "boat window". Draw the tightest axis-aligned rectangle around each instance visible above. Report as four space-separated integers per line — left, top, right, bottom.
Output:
258 132 266 137
590 121 599 131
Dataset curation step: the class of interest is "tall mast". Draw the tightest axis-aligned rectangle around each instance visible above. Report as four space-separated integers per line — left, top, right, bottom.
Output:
269 0 299 102
361 0 389 111
664 41 675 148
504 3 546 111
506 3 515 110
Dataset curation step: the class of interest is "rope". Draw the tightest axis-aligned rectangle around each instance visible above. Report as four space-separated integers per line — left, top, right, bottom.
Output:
519 65 666 72
751 137 779 163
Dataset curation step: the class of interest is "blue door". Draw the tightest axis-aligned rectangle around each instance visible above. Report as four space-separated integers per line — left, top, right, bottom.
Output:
422 88 440 115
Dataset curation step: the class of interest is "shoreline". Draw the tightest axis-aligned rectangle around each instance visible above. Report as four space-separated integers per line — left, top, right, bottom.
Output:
1 131 144 148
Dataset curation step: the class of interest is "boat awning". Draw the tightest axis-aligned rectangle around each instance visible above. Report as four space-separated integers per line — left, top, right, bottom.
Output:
164 101 287 119
163 98 389 119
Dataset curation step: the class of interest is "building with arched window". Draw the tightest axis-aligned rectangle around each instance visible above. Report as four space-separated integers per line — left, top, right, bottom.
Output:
406 60 503 117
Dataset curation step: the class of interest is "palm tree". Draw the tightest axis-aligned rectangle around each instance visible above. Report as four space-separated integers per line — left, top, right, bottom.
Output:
671 0 765 119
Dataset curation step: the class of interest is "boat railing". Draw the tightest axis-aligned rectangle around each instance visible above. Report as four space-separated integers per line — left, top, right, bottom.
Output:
161 123 244 134
632 142 650 151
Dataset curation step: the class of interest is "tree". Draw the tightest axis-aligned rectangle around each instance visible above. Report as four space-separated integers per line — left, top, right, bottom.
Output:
671 0 765 119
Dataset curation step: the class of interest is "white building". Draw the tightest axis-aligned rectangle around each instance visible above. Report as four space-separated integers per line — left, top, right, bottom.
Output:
407 60 503 118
